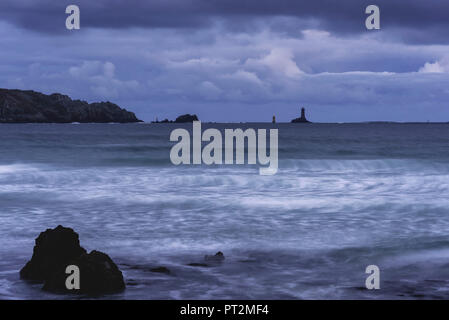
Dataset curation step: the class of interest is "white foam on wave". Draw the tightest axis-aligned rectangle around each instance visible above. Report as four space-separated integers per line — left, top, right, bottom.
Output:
2 162 449 211
280 158 448 174
0 164 39 175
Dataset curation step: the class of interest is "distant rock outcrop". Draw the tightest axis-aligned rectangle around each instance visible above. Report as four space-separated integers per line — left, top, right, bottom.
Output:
20 225 125 295
0 88 141 123
152 114 199 123
291 107 311 123
175 114 199 123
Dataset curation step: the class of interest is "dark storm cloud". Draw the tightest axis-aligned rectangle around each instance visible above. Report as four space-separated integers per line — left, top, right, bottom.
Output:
1 0 448 43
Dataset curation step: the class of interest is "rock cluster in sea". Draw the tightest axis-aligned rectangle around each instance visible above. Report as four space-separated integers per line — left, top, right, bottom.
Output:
20 225 125 295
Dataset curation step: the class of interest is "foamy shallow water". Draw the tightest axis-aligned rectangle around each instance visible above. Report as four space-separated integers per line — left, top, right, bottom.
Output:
1 123 449 299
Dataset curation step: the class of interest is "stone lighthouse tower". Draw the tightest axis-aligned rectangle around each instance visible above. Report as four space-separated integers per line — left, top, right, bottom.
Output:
291 107 310 123
300 108 306 121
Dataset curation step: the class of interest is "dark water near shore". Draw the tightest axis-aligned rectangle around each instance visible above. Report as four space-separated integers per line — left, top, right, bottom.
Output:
1 122 449 299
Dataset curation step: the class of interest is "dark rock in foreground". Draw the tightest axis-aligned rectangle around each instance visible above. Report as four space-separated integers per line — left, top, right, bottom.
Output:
188 251 225 267
150 266 171 274
0 88 141 123
205 251 225 263
187 263 210 267
20 225 86 281
43 250 125 294
20 225 125 295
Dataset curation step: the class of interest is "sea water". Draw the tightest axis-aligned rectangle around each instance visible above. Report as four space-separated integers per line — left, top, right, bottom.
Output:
1 123 449 299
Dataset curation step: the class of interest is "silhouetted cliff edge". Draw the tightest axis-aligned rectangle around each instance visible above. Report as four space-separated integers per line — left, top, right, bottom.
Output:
0 89 141 123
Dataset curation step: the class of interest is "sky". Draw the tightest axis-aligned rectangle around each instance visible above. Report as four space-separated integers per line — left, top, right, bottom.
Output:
1 0 449 122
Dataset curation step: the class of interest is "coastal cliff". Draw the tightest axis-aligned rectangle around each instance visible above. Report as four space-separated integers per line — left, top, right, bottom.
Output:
0 89 141 123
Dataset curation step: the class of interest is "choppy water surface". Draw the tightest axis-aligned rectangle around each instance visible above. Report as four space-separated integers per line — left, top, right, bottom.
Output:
1 123 449 299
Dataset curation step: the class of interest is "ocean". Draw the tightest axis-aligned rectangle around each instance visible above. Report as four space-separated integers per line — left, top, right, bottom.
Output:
1 122 449 299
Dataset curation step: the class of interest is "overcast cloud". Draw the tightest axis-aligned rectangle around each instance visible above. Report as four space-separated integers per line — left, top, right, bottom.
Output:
1 0 449 122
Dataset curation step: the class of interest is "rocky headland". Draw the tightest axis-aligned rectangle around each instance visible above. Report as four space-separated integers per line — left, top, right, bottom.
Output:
0 88 141 123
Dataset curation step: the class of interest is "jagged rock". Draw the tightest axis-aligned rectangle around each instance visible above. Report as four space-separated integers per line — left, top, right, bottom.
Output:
187 263 209 267
175 114 199 123
20 225 125 295
0 88 141 123
205 251 225 263
43 250 125 294
150 267 171 274
122 263 171 275
187 252 225 268
20 225 86 281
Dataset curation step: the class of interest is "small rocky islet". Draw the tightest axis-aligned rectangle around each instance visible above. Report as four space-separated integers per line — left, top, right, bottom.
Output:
152 113 199 123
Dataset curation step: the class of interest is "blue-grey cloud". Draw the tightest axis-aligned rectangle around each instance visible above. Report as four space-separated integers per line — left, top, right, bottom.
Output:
1 17 449 122
1 1 449 122
0 1 449 44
